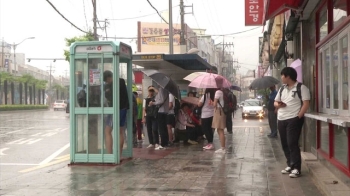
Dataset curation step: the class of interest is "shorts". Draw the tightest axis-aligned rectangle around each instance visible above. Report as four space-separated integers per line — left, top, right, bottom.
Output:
105 109 128 128
167 114 176 127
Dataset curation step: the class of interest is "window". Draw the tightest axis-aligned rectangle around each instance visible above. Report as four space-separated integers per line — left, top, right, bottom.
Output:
340 35 349 110
325 48 331 108
333 0 348 29
319 5 328 41
332 42 339 109
320 122 330 153
334 125 349 167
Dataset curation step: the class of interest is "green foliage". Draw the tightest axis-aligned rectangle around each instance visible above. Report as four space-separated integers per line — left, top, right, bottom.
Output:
64 32 94 62
0 104 48 111
0 73 47 89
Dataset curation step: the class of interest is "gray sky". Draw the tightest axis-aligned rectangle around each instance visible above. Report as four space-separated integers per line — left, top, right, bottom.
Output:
0 0 264 77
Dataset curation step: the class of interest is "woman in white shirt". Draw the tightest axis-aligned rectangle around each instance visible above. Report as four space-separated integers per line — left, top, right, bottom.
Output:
198 88 215 150
212 86 227 154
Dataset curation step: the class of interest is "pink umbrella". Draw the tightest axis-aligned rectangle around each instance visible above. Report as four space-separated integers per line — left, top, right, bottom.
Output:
290 59 302 83
188 73 232 89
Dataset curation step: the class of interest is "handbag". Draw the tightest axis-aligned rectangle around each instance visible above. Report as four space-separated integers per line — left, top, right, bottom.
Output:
150 96 169 118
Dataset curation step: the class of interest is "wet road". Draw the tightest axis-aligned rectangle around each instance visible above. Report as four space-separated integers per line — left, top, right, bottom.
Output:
0 109 70 181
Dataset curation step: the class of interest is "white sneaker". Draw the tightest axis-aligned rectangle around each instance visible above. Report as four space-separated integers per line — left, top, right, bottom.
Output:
289 169 301 178
215 148 226 154
147 144 154 148
281 167 292 174
188 140 198 145
155 145 164 150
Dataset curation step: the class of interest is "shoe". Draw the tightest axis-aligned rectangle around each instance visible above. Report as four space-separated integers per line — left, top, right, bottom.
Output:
227 131 233 134
204 144 214 150
188 140 198 145
281 167 292 174
203 144 210 149
289 169 301 178
215 148 226 154
147 144 154 148
155 145 164 150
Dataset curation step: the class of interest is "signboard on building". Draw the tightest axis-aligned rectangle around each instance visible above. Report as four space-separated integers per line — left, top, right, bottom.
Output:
259 37 263 63
257 65 264 77
245 0 264 26
140 22 181 46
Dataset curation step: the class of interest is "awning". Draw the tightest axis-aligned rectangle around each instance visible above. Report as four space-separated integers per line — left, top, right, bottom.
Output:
163 54 217 72
263 0 303 24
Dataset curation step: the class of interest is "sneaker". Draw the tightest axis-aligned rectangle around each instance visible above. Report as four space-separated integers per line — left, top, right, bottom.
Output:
215 148 226 154
203 144 214 150
155 145 164 150
281 167 292 174
188 140 198 145
289 169 301 178
147 144 154 148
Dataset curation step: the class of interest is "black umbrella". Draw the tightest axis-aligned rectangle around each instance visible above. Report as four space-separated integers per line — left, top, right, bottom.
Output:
142 70 181 99
230 85 242 92
249 76 280 90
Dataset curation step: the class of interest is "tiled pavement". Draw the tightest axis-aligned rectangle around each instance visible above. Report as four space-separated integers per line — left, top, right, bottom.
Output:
0 125 325 196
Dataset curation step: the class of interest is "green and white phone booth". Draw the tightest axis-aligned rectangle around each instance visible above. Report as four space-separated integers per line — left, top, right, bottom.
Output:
69 41 133 164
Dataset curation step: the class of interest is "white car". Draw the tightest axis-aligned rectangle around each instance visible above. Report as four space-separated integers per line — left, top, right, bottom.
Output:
53 100 67 111
242 99 265 119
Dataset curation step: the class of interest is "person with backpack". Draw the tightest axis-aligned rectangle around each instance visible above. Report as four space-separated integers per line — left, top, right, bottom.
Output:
142 86 159 148
267 85 278 138
198 88 215 150
223 88 235 134
274 67 310 178
77 84 87 107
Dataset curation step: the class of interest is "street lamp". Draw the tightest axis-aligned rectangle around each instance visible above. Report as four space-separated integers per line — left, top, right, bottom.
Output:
12 37 35 74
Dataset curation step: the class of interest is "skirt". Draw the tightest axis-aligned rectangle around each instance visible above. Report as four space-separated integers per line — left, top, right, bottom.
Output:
212 108 226 129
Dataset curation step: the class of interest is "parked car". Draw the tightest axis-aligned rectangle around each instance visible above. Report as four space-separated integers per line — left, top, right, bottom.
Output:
53 100 67 111
241 99 265 119
66 99 70 113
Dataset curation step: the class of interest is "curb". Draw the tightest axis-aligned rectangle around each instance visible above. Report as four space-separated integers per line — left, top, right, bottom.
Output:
301 152 350 196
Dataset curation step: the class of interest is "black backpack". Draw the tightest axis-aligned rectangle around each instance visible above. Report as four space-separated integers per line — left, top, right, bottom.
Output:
222 91 234 114
279 83 304 106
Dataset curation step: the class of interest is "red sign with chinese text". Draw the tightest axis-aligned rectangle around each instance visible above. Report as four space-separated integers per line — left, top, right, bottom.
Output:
245 0 264 26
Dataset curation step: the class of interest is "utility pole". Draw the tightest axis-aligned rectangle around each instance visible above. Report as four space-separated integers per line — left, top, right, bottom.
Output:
92 0 98 41
1 38 4 68
47 63 55 107
217 36 234 76
180 0 193 48
169 0 174 54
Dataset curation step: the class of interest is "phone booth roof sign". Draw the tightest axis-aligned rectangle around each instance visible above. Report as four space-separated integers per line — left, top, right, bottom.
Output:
75 44 113 53
119 43 132 59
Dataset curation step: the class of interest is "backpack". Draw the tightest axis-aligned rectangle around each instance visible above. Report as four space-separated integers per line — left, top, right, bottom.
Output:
232 93 237 111
145 97 156 117
77 89 86 107
174 97 181 116
222 91 234 115
279 83 304 106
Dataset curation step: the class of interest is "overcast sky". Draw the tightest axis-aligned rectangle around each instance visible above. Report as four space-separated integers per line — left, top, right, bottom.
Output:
0 0 264 77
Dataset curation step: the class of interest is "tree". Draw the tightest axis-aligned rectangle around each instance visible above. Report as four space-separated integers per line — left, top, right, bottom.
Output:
64 32 94 62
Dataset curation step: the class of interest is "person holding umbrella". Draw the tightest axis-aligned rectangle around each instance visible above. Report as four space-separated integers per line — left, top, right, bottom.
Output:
149 86 169 150
267 85 278 138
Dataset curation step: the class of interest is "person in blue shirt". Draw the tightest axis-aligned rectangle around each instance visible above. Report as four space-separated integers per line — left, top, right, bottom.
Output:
267 85 278 138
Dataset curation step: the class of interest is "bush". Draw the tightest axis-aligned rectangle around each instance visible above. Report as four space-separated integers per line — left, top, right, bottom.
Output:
0 105 49 111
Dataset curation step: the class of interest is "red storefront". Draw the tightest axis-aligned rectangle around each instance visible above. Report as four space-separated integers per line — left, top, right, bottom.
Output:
262 0 350 181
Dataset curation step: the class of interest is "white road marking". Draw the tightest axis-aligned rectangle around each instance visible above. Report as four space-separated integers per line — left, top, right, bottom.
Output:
0 148 9 156
41 132 58 137
7 138 42 145
31 132 44 136
6 127 35 134
39 143 70 165
0 163 39 166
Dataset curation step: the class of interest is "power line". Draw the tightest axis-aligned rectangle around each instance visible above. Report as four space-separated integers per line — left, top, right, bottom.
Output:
107 6 179 21
82 0 89 30
146 0 169 24
45 0 89 34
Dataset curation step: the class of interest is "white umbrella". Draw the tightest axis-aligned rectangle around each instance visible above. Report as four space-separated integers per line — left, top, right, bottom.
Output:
183 72 206 81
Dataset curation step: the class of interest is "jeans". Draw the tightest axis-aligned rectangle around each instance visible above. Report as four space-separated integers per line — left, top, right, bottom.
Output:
186 126 197 141
226 112 233 133
157 113 169 147
146 116 159 145
278 117 304 171
268 111 278 136
201 117 214 143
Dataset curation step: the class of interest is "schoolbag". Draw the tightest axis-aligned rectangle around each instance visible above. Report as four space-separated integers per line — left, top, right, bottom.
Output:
145 97 156 117
77 89 86 100
279 83 303 106
232 93 237 111
174 97 181 116
223 91 234 114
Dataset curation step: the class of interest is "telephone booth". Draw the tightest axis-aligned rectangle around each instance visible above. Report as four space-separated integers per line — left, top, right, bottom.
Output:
69 41 133 164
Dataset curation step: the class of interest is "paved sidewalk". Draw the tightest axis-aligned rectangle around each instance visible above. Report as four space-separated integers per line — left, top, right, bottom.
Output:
0 124 324 196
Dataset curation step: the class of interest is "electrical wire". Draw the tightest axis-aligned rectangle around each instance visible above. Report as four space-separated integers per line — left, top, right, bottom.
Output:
45 0 89 34
82 0 89 30
146 0 169 24
107 6 179 21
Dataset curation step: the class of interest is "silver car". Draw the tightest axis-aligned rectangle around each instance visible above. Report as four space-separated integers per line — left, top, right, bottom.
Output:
241 99 265 119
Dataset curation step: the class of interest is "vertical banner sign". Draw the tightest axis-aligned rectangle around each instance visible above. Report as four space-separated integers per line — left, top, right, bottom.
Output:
245 0 264 26
259 37 263 63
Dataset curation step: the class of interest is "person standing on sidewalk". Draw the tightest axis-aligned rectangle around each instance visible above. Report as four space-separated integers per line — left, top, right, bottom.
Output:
198 88 215 150
267 85 278 138
223 88 235 134
134 92 143 142
149 86 169 150
274 67 310 178
167 93 176 145
212 79 227 154
142 86 159 148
